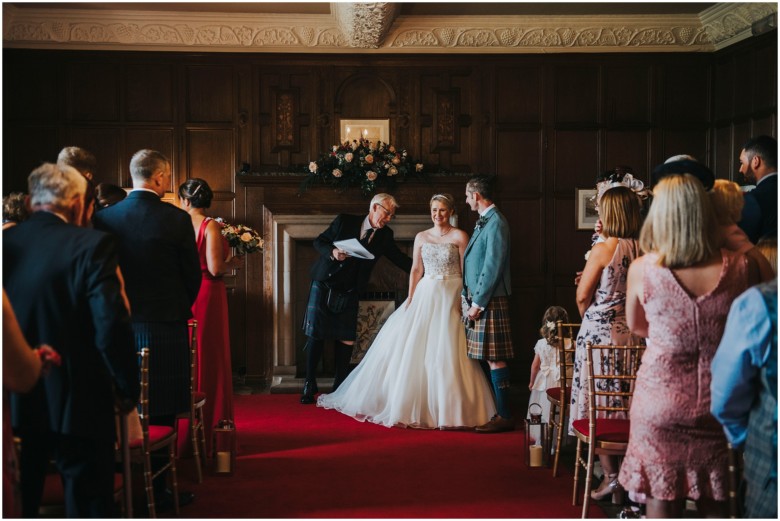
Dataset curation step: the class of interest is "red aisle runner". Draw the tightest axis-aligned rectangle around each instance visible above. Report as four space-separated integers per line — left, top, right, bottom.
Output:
180 394 604 518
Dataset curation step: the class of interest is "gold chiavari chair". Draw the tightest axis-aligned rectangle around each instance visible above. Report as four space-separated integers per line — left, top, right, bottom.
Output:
571 342 645 518
546 321 579 477
176 320 206 483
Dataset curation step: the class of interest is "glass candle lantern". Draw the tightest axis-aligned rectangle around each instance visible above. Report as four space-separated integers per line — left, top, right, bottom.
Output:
213 419 236 476
524 403 548 468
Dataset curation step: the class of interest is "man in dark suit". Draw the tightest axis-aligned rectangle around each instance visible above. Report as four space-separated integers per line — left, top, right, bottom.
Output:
93 149 201 508
3 163 138 517
300 193 413 404
738 135 777 243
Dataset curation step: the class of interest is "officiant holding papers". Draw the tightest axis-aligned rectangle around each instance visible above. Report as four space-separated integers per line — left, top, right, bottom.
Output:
300 194 413 404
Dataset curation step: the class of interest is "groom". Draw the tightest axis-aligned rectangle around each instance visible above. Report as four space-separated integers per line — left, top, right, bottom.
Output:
463 175 515 433
300 193 413 404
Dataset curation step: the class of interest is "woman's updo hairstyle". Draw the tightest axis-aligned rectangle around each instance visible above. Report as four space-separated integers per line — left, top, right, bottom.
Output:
178 178 213 208
430 193 455 211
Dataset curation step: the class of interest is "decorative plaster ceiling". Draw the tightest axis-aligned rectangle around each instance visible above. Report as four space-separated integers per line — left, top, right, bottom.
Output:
2 2 776 54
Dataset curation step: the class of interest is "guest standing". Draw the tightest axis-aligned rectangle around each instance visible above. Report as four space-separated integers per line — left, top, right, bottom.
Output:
462 175 515 433
300 193 412 404
569 185 644 501
57 146 97 181
178 178 242 453
737 135 777 243
4 163 138 517
711 280 777 519
527 306 569 424
620 174 761 518
2 192 29 230
93 149 200 509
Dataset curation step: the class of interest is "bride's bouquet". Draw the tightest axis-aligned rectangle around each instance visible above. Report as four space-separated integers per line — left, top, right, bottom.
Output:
215 218 263 255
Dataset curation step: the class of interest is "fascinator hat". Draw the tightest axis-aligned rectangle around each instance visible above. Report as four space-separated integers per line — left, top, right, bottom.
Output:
595 166 651 204
651 155 715 191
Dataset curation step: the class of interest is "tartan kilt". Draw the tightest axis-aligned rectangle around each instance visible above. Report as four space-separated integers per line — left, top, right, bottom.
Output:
302 280 359 341
132 321 191 417
466 296 514 361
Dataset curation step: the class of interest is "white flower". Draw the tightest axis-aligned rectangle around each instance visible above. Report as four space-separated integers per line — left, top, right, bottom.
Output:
546 321 556 331
345 152 353 162
332 168 342 178
240 232 253 242
332 146 338 152
584 249 591 261
415 163 424 172
366 171 377 181
388 167 398 176
308 162 318 173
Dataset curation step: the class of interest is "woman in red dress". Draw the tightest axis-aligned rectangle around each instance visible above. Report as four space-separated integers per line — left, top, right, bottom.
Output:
179 178 243 455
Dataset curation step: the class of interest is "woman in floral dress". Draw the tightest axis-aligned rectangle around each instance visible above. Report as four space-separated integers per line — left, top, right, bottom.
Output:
568 185 645 502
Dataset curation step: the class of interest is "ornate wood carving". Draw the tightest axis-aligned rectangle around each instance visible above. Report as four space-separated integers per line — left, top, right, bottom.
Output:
435 90 458 151
271 89 298 151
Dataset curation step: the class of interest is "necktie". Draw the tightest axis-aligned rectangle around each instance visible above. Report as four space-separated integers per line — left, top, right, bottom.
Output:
361 228 374 246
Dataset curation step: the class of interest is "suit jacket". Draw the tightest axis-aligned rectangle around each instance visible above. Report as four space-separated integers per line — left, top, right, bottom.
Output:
309 214 412 291
93 190 201 322
739 174 777 243
3 212 139 441
463 207 512 307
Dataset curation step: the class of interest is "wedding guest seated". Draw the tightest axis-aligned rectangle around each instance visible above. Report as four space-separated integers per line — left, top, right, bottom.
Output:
2 192 30 230
570 184 644 502
711 280 777 519
710 179 774 281
620 174 761 518
95 183 127 210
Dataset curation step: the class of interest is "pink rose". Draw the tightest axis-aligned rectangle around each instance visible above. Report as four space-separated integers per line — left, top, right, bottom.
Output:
366 171 377 181
388 167 398 176
240 232 253 242
308 162 318 173
389 145 396 153
332 168 342 178
415 163 424 172
365 154 374 164
392 156 400 165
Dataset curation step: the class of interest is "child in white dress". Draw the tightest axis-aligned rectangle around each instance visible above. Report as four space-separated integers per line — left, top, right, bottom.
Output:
527 306 570 423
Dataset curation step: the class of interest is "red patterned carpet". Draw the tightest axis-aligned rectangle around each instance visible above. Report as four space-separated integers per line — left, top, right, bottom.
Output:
166 393 604 518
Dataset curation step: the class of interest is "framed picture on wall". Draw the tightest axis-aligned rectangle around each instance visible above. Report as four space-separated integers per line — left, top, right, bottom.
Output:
340 119 389 143
575 188 599 230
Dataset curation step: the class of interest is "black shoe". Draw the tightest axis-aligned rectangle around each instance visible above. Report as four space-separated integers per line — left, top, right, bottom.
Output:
155 489 195 512
300 380 318 404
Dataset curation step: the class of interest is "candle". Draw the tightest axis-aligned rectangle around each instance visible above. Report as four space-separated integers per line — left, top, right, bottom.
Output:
216 451 231 473
529 445 543 467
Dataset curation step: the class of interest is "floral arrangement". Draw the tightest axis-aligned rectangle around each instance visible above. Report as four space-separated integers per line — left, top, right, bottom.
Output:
300 139 425 196
215 218 263 255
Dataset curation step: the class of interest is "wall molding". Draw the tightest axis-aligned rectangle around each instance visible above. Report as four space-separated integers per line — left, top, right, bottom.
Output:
3 3 776 54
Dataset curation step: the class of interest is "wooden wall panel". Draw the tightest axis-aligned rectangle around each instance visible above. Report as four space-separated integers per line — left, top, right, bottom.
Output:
496 130 542 194
495 66 542 124
753 43 777 113
713 58 735 121
553 130 599 193
552 197 593 282
66 127 121 181
503 199 543 279
605 66 651 124
4 59 61 122
714 125 734 180
554 65 599 124
185 128 236 190
186 65 233 123
68 62 120 121
659 129 708 164
605 130 650 178
3 126 61 193
125 63 174 122
661 64 709 124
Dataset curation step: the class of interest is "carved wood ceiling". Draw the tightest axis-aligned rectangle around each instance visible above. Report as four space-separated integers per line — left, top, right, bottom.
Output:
3 2 777 53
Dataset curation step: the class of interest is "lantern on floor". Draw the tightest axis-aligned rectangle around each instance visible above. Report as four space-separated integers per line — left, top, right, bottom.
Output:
213 419 236 476
524 403 548 468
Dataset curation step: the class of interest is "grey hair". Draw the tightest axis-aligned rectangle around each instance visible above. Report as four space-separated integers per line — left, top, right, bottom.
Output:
664 154 697 163
369 193 400 211
28 163 86 211
129 149 170 181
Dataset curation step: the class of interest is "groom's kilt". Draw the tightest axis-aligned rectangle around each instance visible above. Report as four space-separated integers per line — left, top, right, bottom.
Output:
466 296 514 361
302 280 359 341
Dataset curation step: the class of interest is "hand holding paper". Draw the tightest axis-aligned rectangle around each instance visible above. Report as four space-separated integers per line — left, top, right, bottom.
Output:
333 239 375 260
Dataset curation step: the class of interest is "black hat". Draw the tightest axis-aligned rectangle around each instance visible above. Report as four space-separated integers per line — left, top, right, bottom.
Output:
651 159 715 191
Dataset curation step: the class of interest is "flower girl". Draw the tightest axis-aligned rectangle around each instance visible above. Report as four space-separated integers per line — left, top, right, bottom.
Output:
527 306 570 423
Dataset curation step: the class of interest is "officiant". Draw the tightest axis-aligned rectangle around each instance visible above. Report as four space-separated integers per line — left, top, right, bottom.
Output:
300 193 413 404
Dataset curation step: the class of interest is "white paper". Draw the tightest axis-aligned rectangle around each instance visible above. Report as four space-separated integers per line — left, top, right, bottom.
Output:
333 238 375 260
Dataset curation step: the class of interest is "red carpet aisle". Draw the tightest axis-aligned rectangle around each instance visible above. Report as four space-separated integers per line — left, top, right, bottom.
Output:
182 394 603 518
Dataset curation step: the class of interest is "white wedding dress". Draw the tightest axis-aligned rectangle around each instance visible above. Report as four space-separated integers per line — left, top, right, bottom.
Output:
317 242 496 429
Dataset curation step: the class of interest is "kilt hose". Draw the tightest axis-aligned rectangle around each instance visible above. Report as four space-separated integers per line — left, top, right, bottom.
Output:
466 296 514 361
302 280 360 341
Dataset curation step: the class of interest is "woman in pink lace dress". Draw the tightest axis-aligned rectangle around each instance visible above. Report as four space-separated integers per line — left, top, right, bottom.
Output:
569 185 644 502
620 175 761 517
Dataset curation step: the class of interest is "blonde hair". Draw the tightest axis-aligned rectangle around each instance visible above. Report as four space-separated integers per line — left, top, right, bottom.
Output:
710 179 745 226
639 174 720 268
756 236 777 275
430 193 455 211
369 193 399 211
539 306 569 345
600 186 642 239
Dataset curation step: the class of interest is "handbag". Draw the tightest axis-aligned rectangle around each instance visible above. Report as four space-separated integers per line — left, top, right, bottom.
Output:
326 286 354 313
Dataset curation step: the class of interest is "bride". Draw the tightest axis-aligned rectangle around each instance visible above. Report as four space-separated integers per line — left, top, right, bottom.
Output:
317 193 496 429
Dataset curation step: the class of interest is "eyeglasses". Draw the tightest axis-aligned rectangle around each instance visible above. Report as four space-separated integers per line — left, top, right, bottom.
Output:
375 202 396 220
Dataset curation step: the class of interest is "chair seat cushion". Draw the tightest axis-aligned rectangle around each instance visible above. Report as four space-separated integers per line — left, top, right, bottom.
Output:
129 425 175 448
571 418 630 442
545 386 570 402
